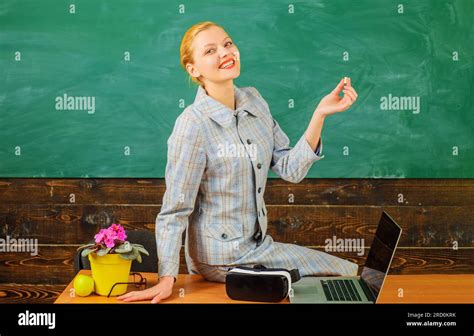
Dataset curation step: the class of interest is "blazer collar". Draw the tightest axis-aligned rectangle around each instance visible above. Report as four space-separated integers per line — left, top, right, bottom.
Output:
193 84 259 127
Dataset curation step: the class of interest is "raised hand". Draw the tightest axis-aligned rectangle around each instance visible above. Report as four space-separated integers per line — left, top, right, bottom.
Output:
315 77 358 117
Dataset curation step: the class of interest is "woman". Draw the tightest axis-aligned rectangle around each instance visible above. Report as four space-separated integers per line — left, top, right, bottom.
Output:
119 21 359 303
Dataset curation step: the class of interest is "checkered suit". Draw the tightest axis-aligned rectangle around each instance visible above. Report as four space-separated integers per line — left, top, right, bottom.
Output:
155 84 358 281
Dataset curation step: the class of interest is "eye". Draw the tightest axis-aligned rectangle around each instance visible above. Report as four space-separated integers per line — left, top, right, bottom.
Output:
205 41 233 55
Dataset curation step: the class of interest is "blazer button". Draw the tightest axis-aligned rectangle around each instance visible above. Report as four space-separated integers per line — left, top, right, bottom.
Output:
247 139 251 144
221 233 228 240
258 187 262 193
257 163 262 169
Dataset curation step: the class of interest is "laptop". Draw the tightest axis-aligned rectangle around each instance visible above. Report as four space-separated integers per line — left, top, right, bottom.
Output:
290 211 402 304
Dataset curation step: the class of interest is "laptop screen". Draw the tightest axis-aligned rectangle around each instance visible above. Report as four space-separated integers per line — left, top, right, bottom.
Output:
360 211 402 300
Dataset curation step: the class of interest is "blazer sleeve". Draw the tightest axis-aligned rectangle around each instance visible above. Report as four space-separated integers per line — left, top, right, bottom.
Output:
248 87 324 183
271 117 324 183
155 112 206 279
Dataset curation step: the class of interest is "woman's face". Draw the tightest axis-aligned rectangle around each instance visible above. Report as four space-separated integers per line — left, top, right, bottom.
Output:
187 26 240 86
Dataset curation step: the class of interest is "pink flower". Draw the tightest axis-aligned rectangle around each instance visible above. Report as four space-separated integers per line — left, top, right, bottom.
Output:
110 224 120 231
94 230 106 244
104 238 115 248
111 224 127 241
116 231 127 241
93 224 127 249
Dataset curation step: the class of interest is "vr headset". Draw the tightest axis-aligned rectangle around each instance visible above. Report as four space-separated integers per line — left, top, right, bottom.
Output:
225 264 301 302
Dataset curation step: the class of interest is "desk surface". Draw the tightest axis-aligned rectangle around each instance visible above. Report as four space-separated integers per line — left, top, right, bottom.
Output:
55 270 474 304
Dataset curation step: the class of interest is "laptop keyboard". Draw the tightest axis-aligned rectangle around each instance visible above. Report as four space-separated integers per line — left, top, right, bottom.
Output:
321 279 363 301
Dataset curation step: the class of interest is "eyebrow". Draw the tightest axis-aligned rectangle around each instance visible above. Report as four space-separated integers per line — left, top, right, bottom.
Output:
203 36 230 49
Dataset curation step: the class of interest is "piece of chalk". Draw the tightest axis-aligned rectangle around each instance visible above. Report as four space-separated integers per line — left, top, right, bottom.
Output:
344 77 347 85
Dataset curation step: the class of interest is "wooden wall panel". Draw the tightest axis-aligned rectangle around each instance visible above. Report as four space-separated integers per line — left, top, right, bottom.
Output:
1 204 472 247
0 178 473 294
1 245 472 285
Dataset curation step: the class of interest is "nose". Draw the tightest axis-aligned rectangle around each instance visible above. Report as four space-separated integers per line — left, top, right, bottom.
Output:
218 45 234 59
219 50 230 60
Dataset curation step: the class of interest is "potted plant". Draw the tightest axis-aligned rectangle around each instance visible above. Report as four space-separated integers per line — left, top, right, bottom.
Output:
78 223 149 296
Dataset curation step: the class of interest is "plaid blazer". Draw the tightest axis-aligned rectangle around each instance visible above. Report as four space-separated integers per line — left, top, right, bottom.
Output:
156 84 324 278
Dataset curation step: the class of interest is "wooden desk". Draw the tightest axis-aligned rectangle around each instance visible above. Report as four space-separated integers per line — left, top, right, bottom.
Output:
55 270 266 304
55 270 474 304
378 274 474 303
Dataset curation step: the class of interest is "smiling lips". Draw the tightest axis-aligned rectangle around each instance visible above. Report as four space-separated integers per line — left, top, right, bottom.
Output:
219 57 236 69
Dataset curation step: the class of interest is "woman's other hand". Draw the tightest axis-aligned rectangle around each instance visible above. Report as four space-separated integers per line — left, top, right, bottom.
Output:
117 275 175 303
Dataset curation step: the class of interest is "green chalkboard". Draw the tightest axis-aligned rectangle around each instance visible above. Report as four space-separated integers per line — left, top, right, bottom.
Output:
1 0 473 178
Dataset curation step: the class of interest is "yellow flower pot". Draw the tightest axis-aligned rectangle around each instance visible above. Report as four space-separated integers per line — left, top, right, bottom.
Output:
88 253 132 296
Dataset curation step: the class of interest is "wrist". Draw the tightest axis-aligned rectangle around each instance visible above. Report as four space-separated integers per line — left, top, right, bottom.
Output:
314 108 326 120
159 276 175 285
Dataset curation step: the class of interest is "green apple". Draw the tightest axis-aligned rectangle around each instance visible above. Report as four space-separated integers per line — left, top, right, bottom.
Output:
73 274 95 297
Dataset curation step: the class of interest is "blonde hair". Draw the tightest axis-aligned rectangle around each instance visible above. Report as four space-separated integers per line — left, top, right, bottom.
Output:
180 21 227 87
